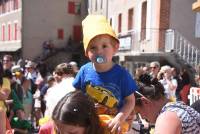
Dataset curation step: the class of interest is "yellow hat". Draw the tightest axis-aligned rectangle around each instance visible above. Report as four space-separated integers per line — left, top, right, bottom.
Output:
82 14 119 54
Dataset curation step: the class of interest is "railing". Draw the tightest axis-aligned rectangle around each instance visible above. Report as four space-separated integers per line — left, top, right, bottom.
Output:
165 29 200 68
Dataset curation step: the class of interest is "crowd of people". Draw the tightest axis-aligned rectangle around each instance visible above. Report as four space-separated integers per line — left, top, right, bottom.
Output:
0 54 80 133
0 14 200 134
135 61 192 104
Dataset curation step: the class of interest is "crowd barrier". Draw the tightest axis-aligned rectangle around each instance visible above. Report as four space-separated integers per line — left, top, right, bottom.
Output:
188 87 200 105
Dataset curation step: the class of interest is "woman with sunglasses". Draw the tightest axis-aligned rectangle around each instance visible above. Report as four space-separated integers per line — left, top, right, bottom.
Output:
135 74 200 134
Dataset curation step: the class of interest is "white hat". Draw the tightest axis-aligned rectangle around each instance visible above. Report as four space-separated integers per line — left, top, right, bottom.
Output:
25 61 36 68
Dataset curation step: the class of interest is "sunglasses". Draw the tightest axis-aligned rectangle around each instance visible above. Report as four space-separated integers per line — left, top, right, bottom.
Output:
150 66 157 69
3 59 11 62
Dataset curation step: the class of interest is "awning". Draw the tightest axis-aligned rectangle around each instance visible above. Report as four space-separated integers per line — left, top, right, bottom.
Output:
0 44 21 52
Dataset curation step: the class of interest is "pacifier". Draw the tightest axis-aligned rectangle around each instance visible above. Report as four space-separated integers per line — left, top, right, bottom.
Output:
95 55 107 64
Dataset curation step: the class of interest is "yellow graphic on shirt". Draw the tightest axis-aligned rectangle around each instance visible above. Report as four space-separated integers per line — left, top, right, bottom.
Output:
86 84 118 108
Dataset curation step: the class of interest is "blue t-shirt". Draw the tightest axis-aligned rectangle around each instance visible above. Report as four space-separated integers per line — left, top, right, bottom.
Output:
73 62 138 109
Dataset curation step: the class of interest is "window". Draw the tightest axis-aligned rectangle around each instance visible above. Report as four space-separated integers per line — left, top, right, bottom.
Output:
2 24 5 41
195 12 200 38
10 0 14 11
73 25 81 42
68 1 81 14
8 23 11 41
14 0 18 10
128 8 134 30
118 13 122 33
7 0 10 12
57 29 64 40
14 22 17 40
2 2 6 13
68 1 75 14
95 0 97 11
0 4 2 14
141 1 147 40
100 0 103 9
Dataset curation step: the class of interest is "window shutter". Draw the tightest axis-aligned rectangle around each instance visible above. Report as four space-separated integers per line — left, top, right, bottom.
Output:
58 29 64 40
68 1 75 14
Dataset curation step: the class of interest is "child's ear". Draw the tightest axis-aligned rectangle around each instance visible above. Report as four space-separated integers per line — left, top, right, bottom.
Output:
114 43 119 52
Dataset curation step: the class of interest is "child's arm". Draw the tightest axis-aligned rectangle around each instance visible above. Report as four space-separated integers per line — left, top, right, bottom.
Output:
108 93 135 133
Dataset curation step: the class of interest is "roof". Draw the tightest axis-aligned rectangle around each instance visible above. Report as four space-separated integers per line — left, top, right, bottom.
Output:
0 44 21 52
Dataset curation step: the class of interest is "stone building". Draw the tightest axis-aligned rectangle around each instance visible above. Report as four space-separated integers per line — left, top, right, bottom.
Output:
88 0 200 79
0 0 87 63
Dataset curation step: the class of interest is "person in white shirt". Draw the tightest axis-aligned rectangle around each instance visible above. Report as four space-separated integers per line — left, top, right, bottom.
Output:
44 63 76 117
159 65 177 100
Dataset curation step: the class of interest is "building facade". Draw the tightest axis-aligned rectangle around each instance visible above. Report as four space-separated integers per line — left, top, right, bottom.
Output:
0 0 22 59
0 0 87 60
88 0 200 76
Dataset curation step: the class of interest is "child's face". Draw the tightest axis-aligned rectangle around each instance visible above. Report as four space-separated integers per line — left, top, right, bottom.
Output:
87 35 119 64
16 109 25 120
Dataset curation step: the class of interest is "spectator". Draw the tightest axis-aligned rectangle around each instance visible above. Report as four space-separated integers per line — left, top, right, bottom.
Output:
135 67 144 81
171 67 182 100
24 61 38 83
52 91 104 134
179 69 191 104
69 61 79 76
45 63 75 117
149 61 160 81
40 75 56 116
142 66 150 74
10 108 32 133
24 61 38 94
0 61 11 133
159 65 177 101
134 78 200 133
33 77 44 128
73 14 137 133
21 77 33 119
0 61 11 110
3 54 13 71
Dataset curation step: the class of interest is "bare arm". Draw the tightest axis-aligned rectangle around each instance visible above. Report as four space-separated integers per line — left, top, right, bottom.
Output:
155 111 181 134
0 108 6 134
0 88 10 101
0 78 11 101
118 93 135 122
108 93 135 133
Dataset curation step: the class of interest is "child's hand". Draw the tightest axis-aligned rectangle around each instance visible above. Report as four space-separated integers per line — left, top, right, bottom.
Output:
108 113 125 134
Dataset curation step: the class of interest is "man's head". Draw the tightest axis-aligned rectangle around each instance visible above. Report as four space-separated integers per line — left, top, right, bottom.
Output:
150 61 160 77
3 54 13 70
25 61 36 72
82 14 119 57
69 61 79 73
